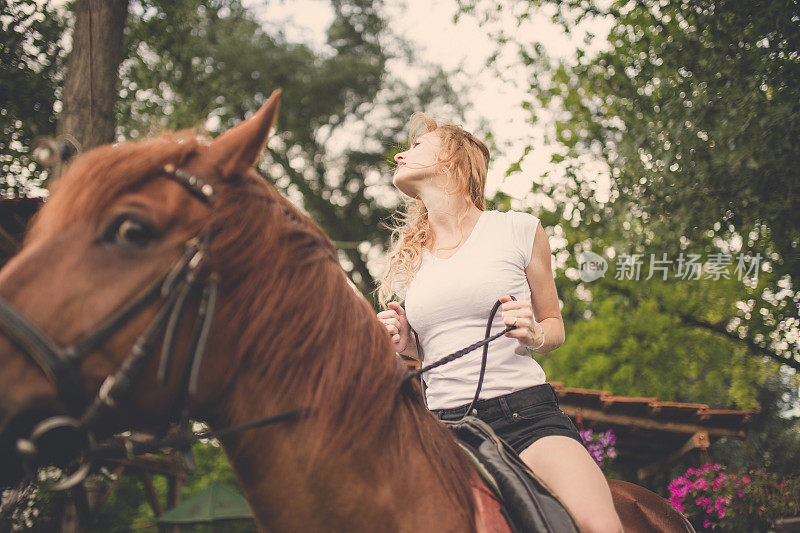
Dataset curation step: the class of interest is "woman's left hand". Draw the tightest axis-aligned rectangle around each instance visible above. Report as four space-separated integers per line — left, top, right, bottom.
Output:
499 295 544 351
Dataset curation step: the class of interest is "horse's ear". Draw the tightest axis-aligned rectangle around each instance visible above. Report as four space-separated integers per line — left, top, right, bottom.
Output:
207 89 281 179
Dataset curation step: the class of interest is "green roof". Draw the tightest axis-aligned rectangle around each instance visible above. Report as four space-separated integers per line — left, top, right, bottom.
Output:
157 482 254 524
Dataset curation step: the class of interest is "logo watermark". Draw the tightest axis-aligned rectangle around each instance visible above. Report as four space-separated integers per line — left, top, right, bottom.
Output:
577 252 762 282
578 251 608 282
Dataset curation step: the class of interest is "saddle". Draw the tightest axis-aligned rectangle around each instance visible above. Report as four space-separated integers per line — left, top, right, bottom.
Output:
443 416 580 533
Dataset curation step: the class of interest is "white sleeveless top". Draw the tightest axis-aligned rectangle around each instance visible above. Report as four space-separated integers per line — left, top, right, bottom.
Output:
403 210 547 410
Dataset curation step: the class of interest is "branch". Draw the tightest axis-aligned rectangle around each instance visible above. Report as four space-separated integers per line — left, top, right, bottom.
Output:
603 283 800 371
677 312 800 372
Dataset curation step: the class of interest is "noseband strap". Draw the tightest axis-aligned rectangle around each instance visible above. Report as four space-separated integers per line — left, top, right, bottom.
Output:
0 165 216 422
0 297 85 414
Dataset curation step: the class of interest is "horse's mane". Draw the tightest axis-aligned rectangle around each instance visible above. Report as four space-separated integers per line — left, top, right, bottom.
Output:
35 134 477 523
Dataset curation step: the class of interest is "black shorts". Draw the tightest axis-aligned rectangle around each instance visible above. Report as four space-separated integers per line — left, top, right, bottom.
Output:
430 383 583 455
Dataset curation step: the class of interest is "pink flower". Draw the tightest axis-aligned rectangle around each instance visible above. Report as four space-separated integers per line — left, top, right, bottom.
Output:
703 518 711 528
737 491 744 497
694 478 709 490
711 474 728 491
669 495 686 514
696 497 711 506
670 476 689 491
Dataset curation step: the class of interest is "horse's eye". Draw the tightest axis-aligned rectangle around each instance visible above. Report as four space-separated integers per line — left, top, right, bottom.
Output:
104 216 158 248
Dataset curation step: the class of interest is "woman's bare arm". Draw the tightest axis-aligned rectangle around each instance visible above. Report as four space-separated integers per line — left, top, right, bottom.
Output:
525 220 566 353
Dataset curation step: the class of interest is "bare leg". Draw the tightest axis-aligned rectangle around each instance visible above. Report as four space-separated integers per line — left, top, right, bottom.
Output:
519 435 624 533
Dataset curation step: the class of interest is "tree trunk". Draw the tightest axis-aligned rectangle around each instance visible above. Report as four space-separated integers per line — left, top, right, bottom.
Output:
55 0 128 180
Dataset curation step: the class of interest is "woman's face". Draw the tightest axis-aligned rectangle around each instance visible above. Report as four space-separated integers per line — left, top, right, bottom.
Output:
392 131 444 196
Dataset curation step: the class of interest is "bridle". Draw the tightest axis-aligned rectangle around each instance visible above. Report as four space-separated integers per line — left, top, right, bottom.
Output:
0 163 222 489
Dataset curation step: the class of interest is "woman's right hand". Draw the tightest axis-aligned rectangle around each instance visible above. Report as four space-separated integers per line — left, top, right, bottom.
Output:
377 302 412 353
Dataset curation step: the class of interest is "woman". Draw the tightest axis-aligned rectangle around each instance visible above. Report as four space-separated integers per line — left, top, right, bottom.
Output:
376 114 623 533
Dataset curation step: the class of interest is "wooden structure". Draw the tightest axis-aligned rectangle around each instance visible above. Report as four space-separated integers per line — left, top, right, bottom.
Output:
548 382 753 480
64 446 186 533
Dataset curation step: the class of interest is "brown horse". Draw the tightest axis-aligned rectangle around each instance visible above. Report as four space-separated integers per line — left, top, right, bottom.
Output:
0 91 692 532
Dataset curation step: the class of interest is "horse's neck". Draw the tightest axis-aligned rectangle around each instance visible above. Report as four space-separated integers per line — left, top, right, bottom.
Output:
208 268 475 531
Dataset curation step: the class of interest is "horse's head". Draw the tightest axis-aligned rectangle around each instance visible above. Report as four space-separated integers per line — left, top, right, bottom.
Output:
0 91 305 486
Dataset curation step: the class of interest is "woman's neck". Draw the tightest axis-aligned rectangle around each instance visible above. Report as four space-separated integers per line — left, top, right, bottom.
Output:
424 200 483 250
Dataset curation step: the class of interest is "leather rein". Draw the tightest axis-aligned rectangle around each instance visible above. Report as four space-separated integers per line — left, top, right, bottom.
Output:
406 296 517 421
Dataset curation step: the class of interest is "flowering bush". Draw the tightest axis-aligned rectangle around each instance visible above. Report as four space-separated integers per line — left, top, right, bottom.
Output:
669 463 738 530
668 463 800 531
578 429 617 466
725 469 800 531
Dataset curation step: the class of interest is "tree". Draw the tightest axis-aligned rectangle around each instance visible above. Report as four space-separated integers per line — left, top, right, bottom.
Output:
86 440 240 531
485 194 775 410
543 275 776 409
0 0 67 196
460 0 800 371
57 0 128 158
711 373 800 478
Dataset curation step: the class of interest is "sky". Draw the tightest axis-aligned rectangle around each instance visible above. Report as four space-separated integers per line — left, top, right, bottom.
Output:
244 0 613 204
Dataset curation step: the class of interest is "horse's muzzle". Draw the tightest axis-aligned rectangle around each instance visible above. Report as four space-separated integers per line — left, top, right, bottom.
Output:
0 407 90 488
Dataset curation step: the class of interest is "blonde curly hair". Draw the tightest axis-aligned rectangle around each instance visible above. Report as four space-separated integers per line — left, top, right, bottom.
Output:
377 113 490 307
